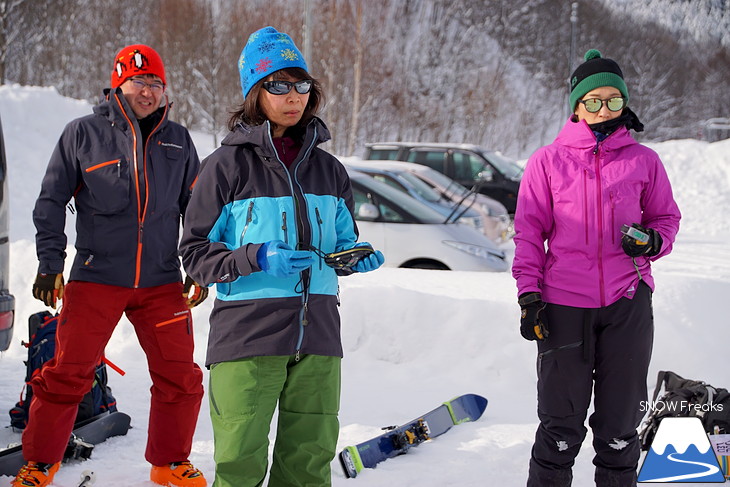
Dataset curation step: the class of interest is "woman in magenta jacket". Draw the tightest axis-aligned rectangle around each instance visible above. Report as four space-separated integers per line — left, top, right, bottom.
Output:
512 50 681 487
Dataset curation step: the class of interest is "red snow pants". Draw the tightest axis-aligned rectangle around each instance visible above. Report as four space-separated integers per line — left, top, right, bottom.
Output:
21 281 204 466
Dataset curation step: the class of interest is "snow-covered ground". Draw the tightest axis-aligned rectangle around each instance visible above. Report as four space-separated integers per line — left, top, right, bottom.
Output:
0 84 728 486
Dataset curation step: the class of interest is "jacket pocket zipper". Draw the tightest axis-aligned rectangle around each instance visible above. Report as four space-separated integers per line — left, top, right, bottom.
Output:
86 159 122 175
315 207 323 270
239 201 254 246
583 169 589 245
281 211 288 245
609 191 616 245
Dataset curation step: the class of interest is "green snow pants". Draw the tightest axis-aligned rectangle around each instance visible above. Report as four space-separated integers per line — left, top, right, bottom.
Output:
209 354 341 487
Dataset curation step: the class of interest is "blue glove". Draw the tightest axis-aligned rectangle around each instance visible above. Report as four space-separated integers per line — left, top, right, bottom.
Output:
351 242 385 273
257 240 314 278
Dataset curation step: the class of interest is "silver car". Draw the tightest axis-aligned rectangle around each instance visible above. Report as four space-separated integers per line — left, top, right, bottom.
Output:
348 169 508 272
343 159 488 238
345 158 511 242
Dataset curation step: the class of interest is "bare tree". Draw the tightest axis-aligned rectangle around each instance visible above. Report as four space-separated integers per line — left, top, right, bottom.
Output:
0 0 28 84
347 0 363 157
2 0 728 157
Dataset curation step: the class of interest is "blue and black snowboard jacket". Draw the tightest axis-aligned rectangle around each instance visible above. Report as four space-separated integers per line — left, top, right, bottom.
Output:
179 118 359 366
33 89 200 288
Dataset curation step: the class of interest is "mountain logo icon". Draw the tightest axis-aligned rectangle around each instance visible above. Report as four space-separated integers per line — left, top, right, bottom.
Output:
638 417 726 483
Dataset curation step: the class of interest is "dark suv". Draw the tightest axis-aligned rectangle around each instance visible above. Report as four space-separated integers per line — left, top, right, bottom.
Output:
363 142 523 214
0 114 15 351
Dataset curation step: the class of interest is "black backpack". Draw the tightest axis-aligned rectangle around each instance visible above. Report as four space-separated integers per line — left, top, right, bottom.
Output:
8 311 118 430
638 370 730 451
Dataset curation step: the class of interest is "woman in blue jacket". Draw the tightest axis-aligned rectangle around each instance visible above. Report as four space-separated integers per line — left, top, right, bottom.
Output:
179 27 384 487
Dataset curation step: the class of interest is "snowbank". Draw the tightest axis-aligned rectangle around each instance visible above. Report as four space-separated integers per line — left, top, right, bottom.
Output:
0 85 728 486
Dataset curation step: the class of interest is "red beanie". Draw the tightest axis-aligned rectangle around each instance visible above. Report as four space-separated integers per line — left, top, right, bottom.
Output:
110 44 166 89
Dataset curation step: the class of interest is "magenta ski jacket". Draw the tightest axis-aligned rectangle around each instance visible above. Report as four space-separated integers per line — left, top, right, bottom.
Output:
512 117 681 308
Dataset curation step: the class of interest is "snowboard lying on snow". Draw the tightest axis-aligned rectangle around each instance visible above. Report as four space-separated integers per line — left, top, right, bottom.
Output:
339 393 488 478
0 411 131 477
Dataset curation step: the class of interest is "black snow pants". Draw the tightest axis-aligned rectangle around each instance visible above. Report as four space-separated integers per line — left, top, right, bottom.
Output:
527 282 654 487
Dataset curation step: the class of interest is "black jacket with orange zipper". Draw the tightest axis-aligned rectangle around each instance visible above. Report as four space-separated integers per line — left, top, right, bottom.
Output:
33 87 200 288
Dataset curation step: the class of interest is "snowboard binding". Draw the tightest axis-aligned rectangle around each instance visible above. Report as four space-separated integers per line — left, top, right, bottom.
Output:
390 419 431 450
64 435 94 461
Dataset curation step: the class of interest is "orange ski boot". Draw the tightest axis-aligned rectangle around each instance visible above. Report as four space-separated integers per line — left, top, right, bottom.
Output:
11 461 60 487
150 461 207 487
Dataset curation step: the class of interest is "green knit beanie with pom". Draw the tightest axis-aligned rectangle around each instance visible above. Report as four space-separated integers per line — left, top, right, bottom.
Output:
569 49 629 112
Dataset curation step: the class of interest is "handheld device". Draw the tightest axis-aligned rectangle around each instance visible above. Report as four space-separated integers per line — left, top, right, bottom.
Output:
324 245 374 270
621 224 649 244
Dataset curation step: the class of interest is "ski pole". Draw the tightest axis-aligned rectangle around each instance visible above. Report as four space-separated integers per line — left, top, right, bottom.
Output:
77 470 96 487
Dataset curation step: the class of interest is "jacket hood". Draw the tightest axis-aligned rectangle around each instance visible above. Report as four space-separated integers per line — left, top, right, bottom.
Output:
94 88 169 131
221 117 332 150
554 116 638 152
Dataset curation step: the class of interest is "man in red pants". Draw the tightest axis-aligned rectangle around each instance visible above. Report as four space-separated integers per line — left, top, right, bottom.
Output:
14 44 207 487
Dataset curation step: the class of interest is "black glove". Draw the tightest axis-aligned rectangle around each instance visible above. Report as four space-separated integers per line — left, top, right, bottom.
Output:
32 273 64 309
621 223 663 258
519 292 549 341
183 275 209 308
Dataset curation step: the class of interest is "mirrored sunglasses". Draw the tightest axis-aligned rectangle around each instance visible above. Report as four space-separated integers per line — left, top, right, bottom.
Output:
262 80 312 95
578 96 626 113
127 78 165 94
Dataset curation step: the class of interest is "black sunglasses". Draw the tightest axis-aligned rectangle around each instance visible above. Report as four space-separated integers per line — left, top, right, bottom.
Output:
578 96 626 113
262 80 313 95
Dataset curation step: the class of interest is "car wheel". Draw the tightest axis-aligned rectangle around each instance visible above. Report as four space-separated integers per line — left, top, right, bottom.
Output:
401 260 450 270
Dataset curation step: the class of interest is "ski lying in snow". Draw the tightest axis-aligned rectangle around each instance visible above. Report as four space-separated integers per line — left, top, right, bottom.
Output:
0 411 131 477
339 393 487 478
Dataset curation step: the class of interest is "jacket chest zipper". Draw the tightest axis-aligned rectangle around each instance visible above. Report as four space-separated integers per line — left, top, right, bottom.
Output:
267 124 319 361
294 131 320 361
292 183 309 362
115 93 167 288
594 148 606 307
583 169 589 245
114 93 144 288
138 112 166 287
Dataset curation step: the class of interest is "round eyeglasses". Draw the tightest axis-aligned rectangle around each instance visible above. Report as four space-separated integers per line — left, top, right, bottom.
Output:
127 78 165 94
578 97 626 113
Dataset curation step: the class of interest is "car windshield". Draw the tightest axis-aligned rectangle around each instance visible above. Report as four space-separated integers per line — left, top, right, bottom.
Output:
366 147 399 160
417 167 471 199
397 171 443 203
349 173 445 224
480 150 524 179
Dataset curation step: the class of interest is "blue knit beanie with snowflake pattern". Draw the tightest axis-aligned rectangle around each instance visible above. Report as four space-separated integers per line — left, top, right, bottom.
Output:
238 26 308 100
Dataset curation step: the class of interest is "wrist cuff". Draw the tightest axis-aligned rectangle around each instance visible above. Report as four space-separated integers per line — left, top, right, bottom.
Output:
518 292 542 306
